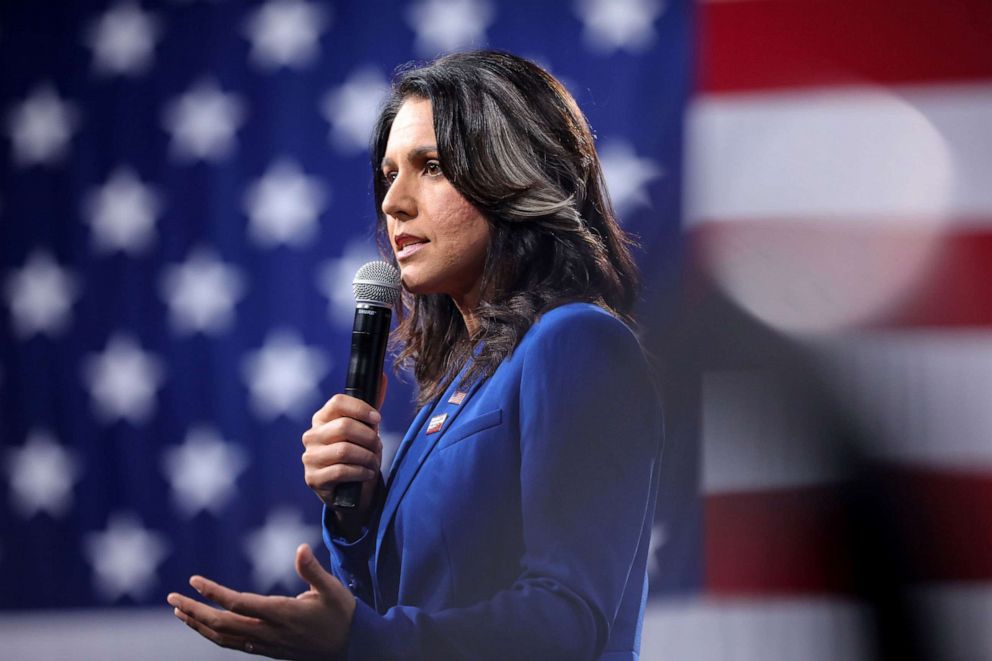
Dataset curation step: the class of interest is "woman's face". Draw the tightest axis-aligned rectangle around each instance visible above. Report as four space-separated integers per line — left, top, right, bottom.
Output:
380 98 490 306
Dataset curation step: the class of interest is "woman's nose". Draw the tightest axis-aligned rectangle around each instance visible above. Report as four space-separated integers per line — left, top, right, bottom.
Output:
381 175 416 220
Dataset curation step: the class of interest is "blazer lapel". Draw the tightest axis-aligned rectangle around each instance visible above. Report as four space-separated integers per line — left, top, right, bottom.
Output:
374 365 485 567
384 404 432 489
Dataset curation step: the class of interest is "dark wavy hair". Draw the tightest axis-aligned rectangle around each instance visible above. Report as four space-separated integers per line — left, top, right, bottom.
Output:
370 50 640 406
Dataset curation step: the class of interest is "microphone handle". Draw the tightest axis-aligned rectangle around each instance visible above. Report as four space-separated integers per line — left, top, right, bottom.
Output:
332 303 391 510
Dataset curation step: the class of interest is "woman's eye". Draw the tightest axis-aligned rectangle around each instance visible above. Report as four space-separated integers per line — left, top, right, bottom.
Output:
383 171 397 186
425 160 443 176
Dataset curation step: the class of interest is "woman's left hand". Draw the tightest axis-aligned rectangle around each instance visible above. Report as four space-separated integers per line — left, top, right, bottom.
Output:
167 543 355 660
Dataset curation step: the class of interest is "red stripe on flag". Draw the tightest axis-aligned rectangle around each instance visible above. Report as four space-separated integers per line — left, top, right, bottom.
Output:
704 485 849 595
704 468 992 596
699 0 992 93
884 230 992 328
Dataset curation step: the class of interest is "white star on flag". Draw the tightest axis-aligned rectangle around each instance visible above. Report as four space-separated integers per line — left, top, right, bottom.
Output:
406 0 494 56
599 139 663 218
83 167 161 254
575 0 666 54
243 508 320 592
84 513 170 602
5 430 81 518
162 80 246 162
4 84 79 166
321 67 390 154
85 1 161 76
316 239 380 328
244 159 328 248
244 0 330 70
159 247 246 335
242 329 330 420
161 426 249 518
83 334 165 424
3 251 80 338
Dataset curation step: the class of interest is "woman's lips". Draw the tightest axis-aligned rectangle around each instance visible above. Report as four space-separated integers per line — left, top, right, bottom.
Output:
396 239 428 261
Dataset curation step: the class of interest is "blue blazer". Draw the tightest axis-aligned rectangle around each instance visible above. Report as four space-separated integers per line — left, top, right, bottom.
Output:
323 303 662 660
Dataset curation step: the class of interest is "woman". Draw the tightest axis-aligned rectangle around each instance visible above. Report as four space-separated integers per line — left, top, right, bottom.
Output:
168 50 662 660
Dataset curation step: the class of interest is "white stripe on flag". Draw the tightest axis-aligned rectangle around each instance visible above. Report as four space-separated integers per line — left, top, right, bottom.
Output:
642 596 871 661
643 583 992 661
813 331 992 469
703 332 992 493
686 84 992 224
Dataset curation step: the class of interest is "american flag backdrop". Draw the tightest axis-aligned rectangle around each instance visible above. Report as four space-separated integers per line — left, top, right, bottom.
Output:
1 0 990 659
645 1 992 659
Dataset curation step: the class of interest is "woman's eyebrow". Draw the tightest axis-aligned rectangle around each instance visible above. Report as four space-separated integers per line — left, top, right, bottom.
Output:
409 145 438 158
380 145 439 170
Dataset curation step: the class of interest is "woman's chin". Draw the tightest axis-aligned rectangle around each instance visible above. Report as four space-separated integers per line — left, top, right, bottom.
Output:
399 274 433 297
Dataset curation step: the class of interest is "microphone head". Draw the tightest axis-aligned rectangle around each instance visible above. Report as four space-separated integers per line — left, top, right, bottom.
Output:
353 260 402 308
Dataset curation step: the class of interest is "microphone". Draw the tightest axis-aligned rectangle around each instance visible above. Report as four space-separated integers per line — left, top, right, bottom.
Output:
332 260 402 510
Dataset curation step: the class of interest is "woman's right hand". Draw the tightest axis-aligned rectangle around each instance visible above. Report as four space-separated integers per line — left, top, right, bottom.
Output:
302 387 385 528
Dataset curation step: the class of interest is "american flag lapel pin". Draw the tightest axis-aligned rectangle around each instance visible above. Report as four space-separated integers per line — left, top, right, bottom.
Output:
426 413 447 434
448 391 466 405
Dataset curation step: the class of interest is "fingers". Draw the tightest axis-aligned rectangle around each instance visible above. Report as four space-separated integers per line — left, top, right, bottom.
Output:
171 604 243 651
294 544 339 597
302 416 382 503
303 440 380 473
190 576 282 620
171 605 277 657
305 463 377 490
167 591 263 639
168 580 291 656
311 393 381 429
302 415 381 453
302 434 381 494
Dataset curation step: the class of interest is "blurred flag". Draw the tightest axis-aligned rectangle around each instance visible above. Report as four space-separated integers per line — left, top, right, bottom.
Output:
652 0 992 658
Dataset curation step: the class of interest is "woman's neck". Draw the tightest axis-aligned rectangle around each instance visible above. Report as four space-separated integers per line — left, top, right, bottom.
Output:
451 287 482 337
